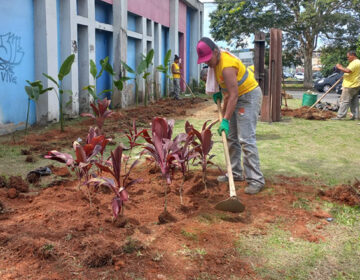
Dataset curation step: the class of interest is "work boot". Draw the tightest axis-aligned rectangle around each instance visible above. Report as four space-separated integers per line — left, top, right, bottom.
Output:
217 174 244 182
331 116 345 120
244 183 264 195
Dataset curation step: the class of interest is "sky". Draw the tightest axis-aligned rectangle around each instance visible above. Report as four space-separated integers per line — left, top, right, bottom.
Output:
199 0 253 50
199 0 229 48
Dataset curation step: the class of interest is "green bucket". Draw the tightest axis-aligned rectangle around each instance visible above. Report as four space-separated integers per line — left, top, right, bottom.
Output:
302 93 317 107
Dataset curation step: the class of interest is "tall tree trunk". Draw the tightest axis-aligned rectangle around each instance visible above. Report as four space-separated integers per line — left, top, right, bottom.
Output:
303 45 314 88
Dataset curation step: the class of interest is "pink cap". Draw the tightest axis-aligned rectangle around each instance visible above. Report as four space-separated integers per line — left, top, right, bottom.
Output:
196 41 213 64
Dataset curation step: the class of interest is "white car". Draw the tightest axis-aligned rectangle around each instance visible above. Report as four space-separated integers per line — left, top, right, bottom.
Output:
294 72 304 81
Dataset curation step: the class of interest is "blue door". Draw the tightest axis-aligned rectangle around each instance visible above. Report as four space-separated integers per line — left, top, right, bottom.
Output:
95 29 113 100
161 26 169 96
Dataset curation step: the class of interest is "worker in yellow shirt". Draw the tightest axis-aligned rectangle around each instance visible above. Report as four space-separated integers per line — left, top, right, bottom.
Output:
171 55 181 100
196 37 264 195
333 50 360 120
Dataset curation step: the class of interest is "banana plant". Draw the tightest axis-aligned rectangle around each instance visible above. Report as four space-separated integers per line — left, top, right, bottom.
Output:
43 54 75 132
121 49 155 107
83 57 131 102
24 80 52 134
156 49 172 97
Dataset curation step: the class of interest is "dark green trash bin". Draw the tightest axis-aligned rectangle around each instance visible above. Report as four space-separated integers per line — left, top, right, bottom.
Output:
302 92 317 107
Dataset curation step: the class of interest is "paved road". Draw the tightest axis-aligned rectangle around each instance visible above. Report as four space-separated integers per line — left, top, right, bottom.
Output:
285 90 340 104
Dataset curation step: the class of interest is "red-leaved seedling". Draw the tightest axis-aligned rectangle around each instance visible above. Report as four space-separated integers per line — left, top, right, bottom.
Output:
123 119 146 173
81 98 113 133
172 131 197 204
125 119 146 150
45 127 111 205
141 117 179 211
87 145 140 218
185 120 218 192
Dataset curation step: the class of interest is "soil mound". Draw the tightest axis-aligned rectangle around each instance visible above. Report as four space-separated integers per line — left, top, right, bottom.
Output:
319 181 360 206
8 176 29 193
282 106 336 120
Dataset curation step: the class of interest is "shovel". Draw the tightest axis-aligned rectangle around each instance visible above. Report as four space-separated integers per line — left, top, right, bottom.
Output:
308 77 343 110
214 100 245 213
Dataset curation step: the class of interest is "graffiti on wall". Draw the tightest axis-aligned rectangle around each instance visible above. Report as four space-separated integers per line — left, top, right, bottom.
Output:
0 32 25 84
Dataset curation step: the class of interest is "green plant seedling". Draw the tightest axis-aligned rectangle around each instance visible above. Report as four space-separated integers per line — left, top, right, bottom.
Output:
43 54 75 132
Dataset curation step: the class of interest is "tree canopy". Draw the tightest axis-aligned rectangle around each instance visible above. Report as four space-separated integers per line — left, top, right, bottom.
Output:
210 0 360 87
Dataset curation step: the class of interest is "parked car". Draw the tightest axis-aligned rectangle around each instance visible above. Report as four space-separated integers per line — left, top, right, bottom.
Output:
294 72 304 80
283 71 293 79
312 71 323 81
313 72 343 92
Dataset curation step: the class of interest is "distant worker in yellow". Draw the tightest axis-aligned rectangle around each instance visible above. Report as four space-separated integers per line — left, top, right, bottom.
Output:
171 55 181 100
332 50 360 120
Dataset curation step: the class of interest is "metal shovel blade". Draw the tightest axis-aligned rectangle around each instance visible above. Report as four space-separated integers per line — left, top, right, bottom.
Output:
215 196 245 213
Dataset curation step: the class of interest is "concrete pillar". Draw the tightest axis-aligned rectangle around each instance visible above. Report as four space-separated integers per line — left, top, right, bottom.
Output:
189 9 201 82
88 0 96 93
34 0 59 124
78 23 90 114
154 23 162 99
170 0 179 57
112 0 128 108
59 0 79 118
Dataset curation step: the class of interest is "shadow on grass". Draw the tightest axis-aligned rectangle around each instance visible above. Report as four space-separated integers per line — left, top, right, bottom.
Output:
256 133 281 141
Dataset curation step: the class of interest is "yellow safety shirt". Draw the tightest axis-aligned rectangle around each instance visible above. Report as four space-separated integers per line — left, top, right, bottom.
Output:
172 62 181 79
215 52 258 96
343 59 360 88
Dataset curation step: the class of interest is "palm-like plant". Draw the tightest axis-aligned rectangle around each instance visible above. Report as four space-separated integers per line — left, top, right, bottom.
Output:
24 80 52 134
121 49 155 106
156 49 172 97
43 54 75 132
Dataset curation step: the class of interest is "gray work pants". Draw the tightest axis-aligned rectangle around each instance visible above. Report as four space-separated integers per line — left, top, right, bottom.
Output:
227 86 265 187
173 78 180 99
337 86 360 119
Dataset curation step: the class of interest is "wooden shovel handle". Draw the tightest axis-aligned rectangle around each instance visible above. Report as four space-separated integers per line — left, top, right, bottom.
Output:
217 100 237 197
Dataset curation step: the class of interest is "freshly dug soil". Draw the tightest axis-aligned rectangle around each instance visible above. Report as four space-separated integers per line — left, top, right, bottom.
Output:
51 166 71 177
0 176 7 188
8 176 29 193
7 188 17 199
10 97 208 154
319 181 360 206
0 97 355 279
0 167 343 279
26 173 40 184
0 200 4 213
158 210 177 224
281 106 336 120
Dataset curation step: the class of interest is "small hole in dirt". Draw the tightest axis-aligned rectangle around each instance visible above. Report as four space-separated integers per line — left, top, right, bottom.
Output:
158 210 177 224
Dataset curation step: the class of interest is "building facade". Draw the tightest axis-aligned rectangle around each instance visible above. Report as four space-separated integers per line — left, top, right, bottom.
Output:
0 0 203 135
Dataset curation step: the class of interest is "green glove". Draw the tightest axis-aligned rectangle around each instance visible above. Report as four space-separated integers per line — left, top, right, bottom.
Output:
218 119 229 136
212 92 222 104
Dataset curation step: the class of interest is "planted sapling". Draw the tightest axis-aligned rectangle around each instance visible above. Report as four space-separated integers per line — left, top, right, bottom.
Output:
123 119 146 173
185 120 218 192
87 145 140 219
43 54 75 132
80 98 113 134
45 127 110 205
172 130 197 205
141 117 179 214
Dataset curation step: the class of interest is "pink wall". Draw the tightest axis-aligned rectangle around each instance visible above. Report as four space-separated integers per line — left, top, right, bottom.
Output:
178 0 186 33
128 0 170 27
